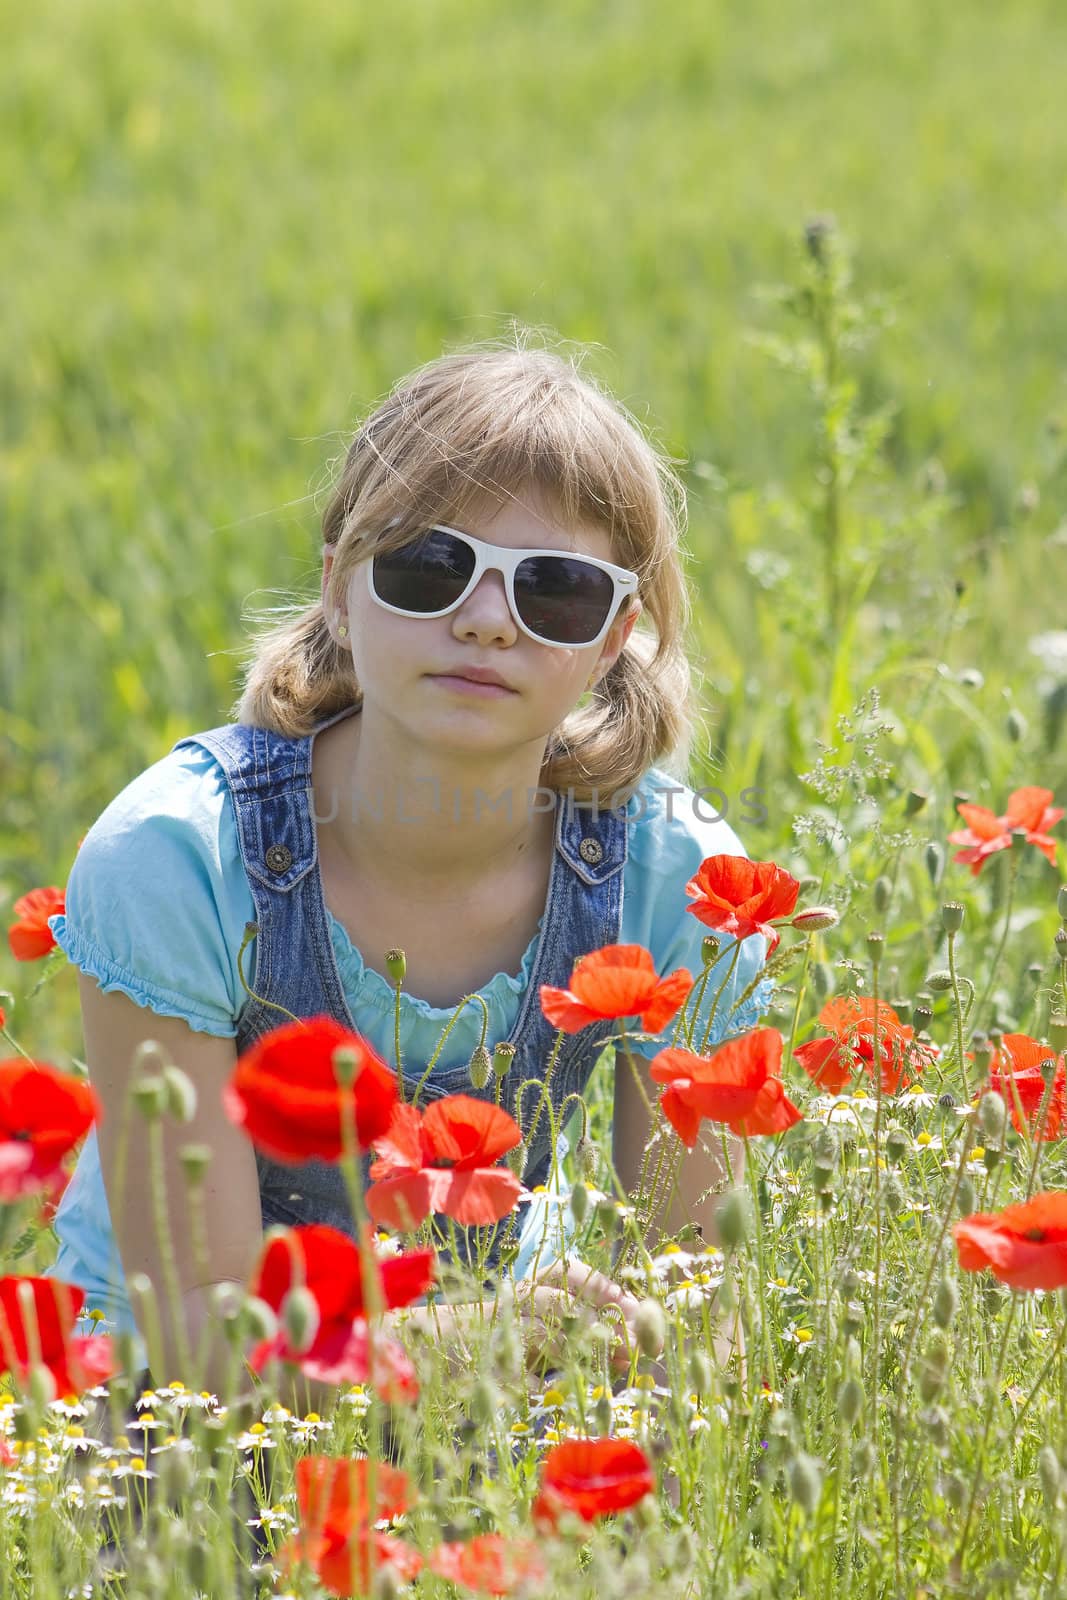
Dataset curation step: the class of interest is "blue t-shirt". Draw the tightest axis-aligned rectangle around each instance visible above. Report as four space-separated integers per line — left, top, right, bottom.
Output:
46 742 772 1359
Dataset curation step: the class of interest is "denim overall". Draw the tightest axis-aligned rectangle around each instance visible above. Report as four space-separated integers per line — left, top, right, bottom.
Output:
172 704 628 1270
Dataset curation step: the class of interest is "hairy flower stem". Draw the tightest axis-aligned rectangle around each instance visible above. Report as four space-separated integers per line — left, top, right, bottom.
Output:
950 1293 1020 1580
946 928 971 1090
869 955 885 1437
337 1085 386 1492
410 994 490 1103
699 942 743 1054
974 851 1021 1028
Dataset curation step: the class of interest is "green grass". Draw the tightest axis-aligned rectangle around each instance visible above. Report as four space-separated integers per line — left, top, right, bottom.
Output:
3 2 1067 1593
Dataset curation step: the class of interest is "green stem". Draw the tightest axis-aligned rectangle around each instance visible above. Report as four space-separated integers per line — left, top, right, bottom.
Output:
974 852 1021 1029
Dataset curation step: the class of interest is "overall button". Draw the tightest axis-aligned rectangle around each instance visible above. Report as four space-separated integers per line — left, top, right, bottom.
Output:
265 843 293 874
578 837 604 866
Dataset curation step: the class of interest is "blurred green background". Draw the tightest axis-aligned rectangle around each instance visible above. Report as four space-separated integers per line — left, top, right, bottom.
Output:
4 0 1067 1051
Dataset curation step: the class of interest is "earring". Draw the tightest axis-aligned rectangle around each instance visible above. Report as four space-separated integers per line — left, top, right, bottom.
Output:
338 622 349 639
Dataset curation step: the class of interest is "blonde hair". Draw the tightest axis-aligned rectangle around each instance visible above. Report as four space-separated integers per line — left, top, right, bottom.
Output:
233 333 702 802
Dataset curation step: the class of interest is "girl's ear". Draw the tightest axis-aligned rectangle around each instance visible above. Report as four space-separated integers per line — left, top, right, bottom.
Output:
596 598 642 679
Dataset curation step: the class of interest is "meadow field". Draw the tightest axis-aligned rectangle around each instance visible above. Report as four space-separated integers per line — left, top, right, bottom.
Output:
3 1 1067 1595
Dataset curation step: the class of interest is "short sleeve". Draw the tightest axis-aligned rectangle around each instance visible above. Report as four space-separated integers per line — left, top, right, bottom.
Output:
47 744 255 1038
618 767 776 1061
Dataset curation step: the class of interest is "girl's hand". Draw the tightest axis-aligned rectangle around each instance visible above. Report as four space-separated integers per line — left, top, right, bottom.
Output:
514 1259 653 1373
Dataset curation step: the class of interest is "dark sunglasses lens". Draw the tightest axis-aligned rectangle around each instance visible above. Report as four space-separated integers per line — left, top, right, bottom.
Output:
514 556 616 644
372 530 476 613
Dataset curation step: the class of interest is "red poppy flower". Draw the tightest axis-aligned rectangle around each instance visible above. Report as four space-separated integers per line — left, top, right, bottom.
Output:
429 1533 547 1594
982 1033 1066 1142
948 786 1064 876
539 944 693 1034
366 1095 523 1230
246 1224 432 1402
224 1017 398 1163
954 1192 1067 1291
0 1276 117 1397
684 856 800 958
7 887 65 962
649 1028 803 1148
793 997 935 1095
277 1456 423 1597
533 1437 654 1527
0 1060 100 1203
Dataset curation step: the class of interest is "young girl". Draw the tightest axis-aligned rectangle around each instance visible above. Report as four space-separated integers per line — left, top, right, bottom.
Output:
43 340 772 1391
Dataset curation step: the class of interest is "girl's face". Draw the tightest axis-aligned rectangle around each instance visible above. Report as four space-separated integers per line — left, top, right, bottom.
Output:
322 489 642 765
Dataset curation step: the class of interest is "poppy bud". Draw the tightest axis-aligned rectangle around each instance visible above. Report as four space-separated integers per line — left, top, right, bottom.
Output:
797 875 821 898
594 1392 614 1436
788 1452 823 1516
1038 1445 1062 1503
924 970 953 993
281 1286 320 1355
701 934 721 966
959 669 984 690
594 1198 620 1238
978 1092 1007 1141
385 949 406 985
957 1177 977 1216
470 1378 498 1426
132 1076 166 1121
467 1045 491 1090
492 1042 516 1080
179 1143 212 1185
840 1267 861 1298
688 1347 713 1395
885 1126 908 1165
940 902 965 934
333 1046 363 1087
506 1142 527 1180
27 1363 56 1412
854 1439 877 1477
1005 709 1028 743
715 1190 753 1251
1058 884 1067 921
1050 1016 1067 1053
837 1377 864 1427
932 1278 958 1330
569 1182 589 1227
905 790 928 817
917 1335 950 1402
812 961 834 999
924 843 945 889
792 907 840 933
922 1404 950 1449
634 1299 665 1358
1055 929 1067 959
813 1165 835 1195
873 877 892 914
842 1300 864 1338
883 1176 905 1216
241 1295 279 1345
574 1135 598 1181
162 1065 197 1124
972 1039 995 1075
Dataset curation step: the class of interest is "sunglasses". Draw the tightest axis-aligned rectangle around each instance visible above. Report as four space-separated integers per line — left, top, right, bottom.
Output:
363 524 639 648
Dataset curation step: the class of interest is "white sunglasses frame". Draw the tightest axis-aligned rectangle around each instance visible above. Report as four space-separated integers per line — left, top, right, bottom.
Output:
355 523 640 650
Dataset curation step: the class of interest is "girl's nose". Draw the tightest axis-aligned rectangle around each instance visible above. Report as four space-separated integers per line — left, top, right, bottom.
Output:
452 571 518 643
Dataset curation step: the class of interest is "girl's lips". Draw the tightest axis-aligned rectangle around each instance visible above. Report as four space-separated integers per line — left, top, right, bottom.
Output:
427 675 516 697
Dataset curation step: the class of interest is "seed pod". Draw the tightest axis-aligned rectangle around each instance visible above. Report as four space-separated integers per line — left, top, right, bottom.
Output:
162 1065 197 1123
1049 1016 1067 1053
569 1182 589 1227
837 1376 864 1427
1054 930 1067 959
940 902 965 933
1038 1445 1062 1502
281 1286 320 1355
913 1002 934 1031
492 1041 517 1079
978 1091 1007 1141
467 1045 491 1090
905 790 929 817
701 934 721 966
634 1299 665 1358
131 1075 166 1121
385 949 406 985
932 1278 958 1330
715 1191 753 1251
179 1143 212 1185
331 1046 361 1087
788 1452 823 1516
